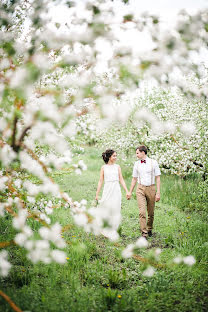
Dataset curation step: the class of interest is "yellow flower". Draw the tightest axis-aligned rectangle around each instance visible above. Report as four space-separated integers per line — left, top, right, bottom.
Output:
66 257 70 260
72 235 76 237
117 295 122 299
187 216 191 219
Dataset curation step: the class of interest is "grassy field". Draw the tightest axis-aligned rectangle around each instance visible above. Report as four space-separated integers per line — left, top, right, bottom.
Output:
0 147 208 312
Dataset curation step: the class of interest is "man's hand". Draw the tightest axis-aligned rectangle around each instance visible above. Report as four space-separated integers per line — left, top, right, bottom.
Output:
155 193 160 202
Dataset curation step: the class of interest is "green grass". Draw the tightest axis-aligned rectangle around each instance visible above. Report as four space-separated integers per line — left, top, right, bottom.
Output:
0 146 208 312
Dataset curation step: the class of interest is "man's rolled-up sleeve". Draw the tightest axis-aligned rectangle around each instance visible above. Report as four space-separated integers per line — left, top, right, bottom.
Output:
154 160 161 176
132 162 138 178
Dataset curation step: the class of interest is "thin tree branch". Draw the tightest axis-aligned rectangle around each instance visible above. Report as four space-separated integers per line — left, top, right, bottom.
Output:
11 115 18 152
18 125 32 145
133 254 165 269
0 241 15 248
0 290 23 312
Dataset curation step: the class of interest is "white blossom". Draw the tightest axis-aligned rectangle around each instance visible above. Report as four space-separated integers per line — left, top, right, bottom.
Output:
10 67 27 88
73 213 88 227
143 266 156 277
51 250 66 264
135 236 149 248
0 145 16 167
0 250 12 277
78 160 87 171
180 122 196 137
122 244 134 258
173 256 183 264
13 209 28 230
39 223 66 248
0 203 5 216
0 176 8 191
183 255 196 266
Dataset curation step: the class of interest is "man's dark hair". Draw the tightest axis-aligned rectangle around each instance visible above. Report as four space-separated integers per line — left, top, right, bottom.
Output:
136 145 148 154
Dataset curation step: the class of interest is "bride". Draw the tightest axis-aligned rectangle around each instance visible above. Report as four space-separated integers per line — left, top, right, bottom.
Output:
95 149 129 239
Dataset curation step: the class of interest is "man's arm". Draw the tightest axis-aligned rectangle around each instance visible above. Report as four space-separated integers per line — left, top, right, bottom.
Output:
155 175 160 202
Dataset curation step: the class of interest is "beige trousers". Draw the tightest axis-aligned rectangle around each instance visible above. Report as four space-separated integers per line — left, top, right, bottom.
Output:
136 184 156 234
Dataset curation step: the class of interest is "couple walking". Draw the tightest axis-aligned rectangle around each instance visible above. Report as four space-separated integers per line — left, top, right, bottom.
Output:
95 146 161 238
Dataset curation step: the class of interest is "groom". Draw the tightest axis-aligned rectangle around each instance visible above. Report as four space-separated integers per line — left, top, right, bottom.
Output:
127 145 161 238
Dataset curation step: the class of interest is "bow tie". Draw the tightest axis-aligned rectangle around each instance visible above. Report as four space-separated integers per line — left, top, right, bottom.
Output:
141 160 146 164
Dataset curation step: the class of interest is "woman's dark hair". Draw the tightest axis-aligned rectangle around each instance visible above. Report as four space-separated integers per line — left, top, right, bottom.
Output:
102 149 116 164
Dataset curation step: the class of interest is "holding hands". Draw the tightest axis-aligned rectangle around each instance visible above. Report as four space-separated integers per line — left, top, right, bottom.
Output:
126 191 131 200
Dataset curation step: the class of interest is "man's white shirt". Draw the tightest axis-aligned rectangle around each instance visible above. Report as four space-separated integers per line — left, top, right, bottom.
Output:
132 156 161 186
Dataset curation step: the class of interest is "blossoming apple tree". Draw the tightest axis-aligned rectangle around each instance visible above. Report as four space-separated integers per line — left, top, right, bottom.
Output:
0 0 207 282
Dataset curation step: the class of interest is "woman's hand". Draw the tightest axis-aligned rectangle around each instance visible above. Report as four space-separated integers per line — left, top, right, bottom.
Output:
95 195 99 201
126 192 131 200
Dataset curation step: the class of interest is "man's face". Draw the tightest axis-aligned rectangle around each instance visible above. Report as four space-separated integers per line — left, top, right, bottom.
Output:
136 149 145 159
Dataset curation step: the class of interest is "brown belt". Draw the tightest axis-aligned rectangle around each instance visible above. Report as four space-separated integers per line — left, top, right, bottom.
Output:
138 184 155 187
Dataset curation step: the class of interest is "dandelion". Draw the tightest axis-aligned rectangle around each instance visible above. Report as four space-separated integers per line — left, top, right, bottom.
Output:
117 295 122 299
66 257 70 260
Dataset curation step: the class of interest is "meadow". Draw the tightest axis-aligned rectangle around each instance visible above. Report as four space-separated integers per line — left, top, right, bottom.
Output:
0 146 207 312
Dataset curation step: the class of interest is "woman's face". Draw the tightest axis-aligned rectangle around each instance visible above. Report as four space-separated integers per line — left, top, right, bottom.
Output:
109 152 117 162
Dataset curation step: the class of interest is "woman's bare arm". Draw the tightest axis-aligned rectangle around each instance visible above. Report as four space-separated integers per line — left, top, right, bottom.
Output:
95 166 104 200
118 166 128 193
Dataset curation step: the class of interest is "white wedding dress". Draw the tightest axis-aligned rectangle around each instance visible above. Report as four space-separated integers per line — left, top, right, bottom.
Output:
98 164 121 239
